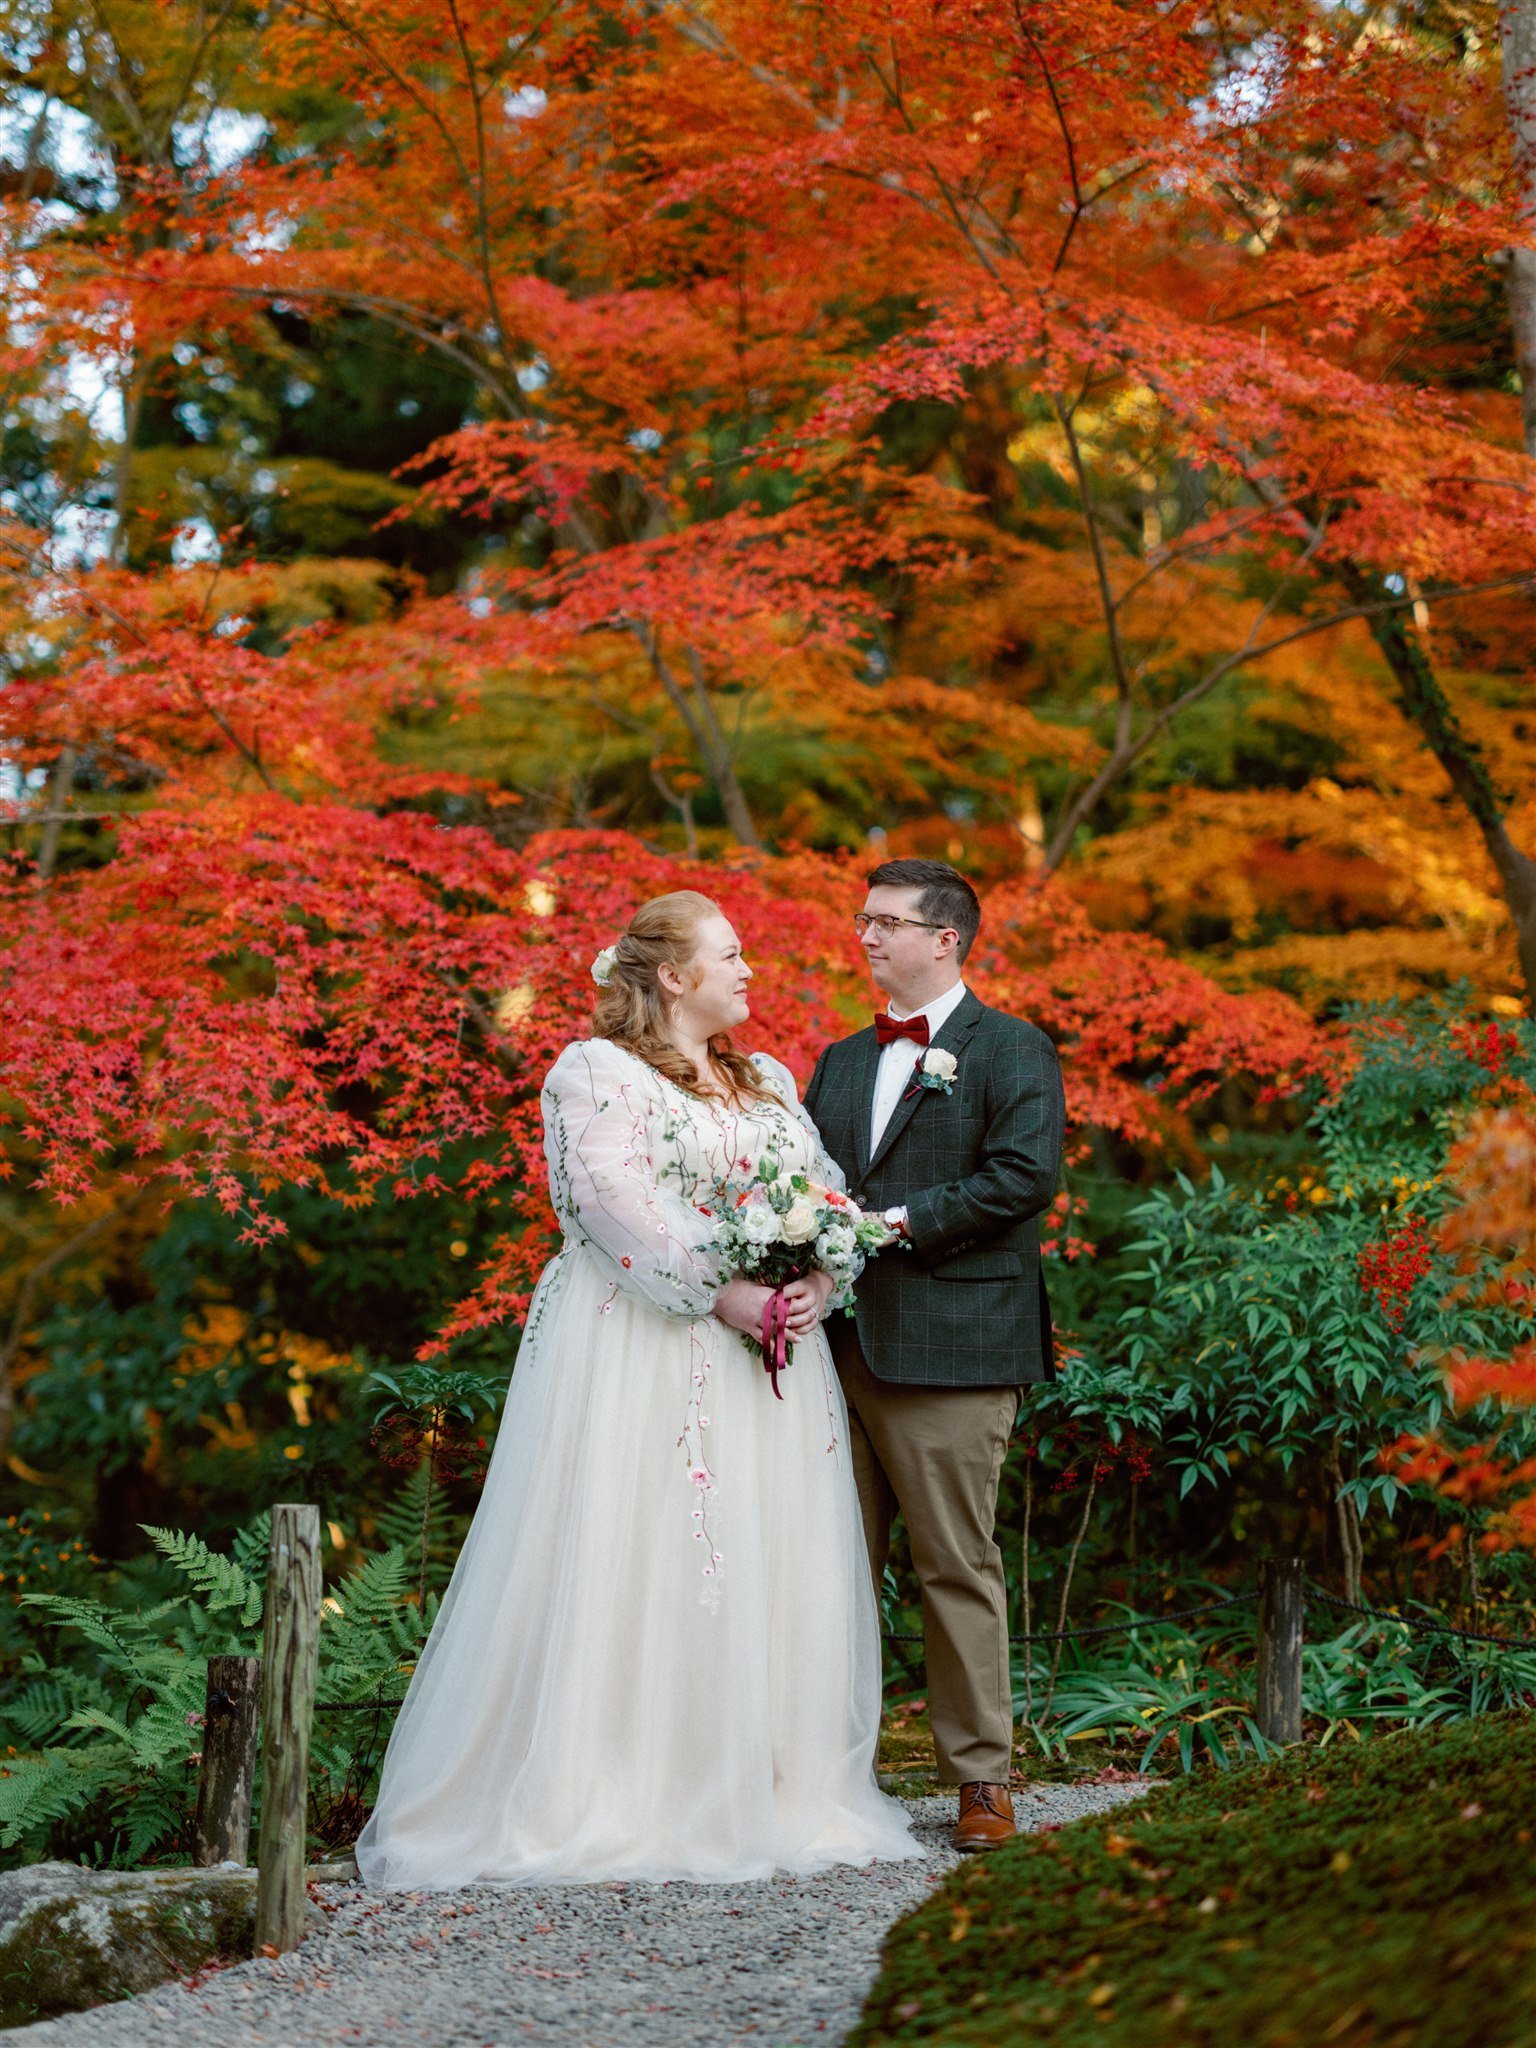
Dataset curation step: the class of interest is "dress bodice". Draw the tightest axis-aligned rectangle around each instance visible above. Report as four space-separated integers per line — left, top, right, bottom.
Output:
540 1039 845 1325
651 1068 818 1210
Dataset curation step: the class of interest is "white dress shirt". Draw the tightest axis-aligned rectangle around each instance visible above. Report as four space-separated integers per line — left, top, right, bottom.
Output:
870 980 970 1155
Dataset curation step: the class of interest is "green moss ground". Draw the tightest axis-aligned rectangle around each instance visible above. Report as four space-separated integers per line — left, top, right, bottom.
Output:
853 1712 1536 2048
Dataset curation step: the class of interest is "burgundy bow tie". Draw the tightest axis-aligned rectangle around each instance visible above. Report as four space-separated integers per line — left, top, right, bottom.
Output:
876 1012 930 1047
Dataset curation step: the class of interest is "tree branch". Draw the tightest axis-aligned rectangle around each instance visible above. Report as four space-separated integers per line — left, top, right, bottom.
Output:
1043 567 1536 871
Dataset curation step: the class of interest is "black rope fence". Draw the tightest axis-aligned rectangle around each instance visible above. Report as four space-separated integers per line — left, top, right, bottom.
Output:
1304 1584 1536 1651
884 1590 1259 1648
221 1512 1536 1908
307 1583 1536 1724
886 1584 1536 1654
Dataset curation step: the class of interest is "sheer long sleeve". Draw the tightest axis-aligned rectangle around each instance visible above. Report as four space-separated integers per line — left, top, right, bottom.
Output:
542 1041 724 1321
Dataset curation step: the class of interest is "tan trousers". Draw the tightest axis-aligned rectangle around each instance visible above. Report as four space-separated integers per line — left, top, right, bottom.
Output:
834 1326 1019 1785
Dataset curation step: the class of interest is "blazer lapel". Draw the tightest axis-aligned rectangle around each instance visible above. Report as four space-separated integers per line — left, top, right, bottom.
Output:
846 1025 881 1177
865 990 985 1179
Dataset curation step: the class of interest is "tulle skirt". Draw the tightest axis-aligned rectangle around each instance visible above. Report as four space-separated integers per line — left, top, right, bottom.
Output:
355 1247 918 1888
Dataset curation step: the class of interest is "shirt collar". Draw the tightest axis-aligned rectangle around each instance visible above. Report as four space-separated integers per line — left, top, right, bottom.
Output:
888 981 969 1032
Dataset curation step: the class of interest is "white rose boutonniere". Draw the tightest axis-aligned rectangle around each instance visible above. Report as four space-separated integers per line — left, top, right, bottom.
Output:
916 1046 958 1094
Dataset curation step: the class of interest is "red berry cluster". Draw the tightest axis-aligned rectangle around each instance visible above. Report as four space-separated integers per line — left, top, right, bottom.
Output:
1358 1216 1433 1331
369 1411 489 1486
1025 1427 1157 1492
1451 1020 1519 1075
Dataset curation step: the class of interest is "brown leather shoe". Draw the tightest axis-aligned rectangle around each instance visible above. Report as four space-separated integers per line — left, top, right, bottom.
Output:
950 1781 1017 1852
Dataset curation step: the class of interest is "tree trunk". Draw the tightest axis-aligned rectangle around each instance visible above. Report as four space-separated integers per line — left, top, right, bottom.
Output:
1325 1442 1364 1609
1041 1468 1096 1722
33 746 77 888
634 626 762 849
1344 565 1536 1011
1462 1530 1482 1619
111 367 145 566
1018 1457 1034 1726
1502 0 1536 455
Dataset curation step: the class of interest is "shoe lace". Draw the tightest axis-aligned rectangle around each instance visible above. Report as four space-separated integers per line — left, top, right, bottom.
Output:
962 1783 1010 1819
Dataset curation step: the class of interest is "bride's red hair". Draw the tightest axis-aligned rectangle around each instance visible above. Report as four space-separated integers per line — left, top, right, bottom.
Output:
591 890 774 1105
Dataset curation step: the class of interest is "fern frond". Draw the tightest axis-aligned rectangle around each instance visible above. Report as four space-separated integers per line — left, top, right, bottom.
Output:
329 1544 412 1626
370 1466 461 1595
63 1706 135 1746
230 1512 271 1596
0 1747 127 1849
141 1524 263 1628
317 1545 426 1699
131 1698 206 1771
119 1785 193 1866
19 1594 138 1661
5 1675 103 1747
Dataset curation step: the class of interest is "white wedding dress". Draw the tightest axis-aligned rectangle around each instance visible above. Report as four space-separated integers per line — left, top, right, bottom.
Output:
355 1037 917 1889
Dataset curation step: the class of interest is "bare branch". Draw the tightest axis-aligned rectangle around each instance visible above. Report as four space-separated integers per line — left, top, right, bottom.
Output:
1042 567 1536 870
1010 5 1084 275
1051 394 1138 755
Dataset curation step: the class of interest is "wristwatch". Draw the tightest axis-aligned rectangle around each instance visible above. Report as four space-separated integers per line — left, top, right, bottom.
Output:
883 1206 909 1237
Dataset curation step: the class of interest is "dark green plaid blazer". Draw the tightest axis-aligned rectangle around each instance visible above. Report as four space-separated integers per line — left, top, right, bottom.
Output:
803 991 1066 1388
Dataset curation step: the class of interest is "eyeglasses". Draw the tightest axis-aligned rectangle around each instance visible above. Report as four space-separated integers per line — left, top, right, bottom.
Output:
853 913 953 938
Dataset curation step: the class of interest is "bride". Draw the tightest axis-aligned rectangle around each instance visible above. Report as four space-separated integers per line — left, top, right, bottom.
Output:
356 889 918 1888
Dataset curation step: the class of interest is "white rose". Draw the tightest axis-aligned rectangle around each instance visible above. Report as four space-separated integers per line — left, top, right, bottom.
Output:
781 1197 820 1244
815 1223 857 1266
590 945 619 987
741 1203 782 1244
923 1048 958 1082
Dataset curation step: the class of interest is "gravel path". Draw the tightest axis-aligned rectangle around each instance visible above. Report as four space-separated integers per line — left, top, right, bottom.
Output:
4 1786 1148 2048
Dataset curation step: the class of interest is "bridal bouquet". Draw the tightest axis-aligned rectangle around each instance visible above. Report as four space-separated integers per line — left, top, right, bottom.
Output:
709 1154 895 1396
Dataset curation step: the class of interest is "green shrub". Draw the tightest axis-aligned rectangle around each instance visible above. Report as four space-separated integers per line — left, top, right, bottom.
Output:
1010 1601 1536 1774
0 1518 427 1869
1071 997 1536 1514
852 1712 1536 2047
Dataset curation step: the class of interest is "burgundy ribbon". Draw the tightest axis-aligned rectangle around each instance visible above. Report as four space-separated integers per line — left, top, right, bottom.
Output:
760 1286 789 1400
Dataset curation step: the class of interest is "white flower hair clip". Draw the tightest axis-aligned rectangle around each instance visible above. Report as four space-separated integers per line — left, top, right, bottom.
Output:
590 944 620 988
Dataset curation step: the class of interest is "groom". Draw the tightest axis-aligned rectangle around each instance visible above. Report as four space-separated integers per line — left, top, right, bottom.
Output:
804 858 1065 1852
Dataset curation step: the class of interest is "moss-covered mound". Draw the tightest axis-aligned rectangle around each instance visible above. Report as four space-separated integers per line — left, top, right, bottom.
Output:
853 1713 1536 2048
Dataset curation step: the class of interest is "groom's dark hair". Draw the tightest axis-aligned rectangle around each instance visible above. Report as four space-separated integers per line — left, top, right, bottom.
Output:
866 858 981 963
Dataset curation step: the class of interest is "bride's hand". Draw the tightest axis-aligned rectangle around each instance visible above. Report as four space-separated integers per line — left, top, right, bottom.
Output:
781 1270 835 1339
714 1276 776 1337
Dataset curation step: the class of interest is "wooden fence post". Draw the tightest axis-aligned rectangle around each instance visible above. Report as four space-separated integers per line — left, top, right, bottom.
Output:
1256 1555 1305 1745
194 1653 261 1866
255 1504 322 1955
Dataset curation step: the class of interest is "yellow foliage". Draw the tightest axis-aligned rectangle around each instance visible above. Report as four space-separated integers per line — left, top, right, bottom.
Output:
1216 928 1516 1011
